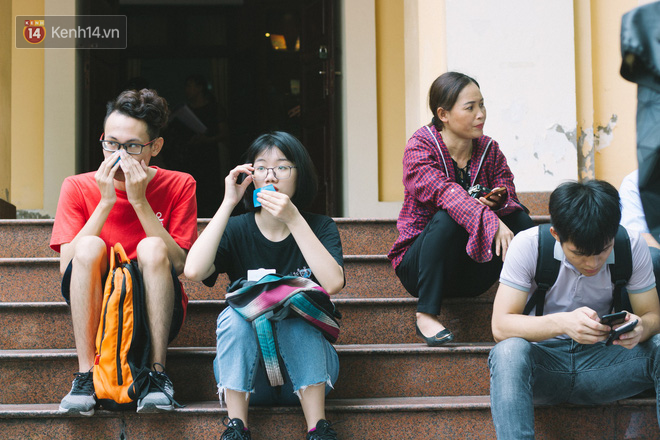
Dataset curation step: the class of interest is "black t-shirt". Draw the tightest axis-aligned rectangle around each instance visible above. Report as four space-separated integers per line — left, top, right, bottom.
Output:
203 212 344 290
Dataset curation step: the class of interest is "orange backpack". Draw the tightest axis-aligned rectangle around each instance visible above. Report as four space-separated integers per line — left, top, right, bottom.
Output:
93 243 151 410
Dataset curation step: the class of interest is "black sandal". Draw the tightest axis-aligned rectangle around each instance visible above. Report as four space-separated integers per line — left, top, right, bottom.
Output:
415 323 454 346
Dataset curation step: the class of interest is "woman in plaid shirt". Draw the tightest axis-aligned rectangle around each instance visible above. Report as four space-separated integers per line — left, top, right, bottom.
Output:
388 72 534 346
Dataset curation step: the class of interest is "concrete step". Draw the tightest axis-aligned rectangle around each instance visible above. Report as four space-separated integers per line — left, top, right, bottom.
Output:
0 296 496 350
0 345 492 404
0 218 399 259
0 215 551 259
0 396 654 440
0 255 409 302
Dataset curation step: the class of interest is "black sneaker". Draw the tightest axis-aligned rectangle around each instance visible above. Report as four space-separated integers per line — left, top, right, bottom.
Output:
221 417 252 440
306 419 338 440
59 371 96 416
137 363 183 413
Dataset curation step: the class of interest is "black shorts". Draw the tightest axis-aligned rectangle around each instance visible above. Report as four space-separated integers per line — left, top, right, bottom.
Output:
61 260 187 342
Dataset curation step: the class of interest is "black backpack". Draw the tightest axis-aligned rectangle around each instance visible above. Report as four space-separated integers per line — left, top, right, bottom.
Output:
523 224 633 316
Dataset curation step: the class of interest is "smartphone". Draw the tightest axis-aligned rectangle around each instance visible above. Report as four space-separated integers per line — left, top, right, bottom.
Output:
605 319 638 346
600 311 627 327
483 186 506 200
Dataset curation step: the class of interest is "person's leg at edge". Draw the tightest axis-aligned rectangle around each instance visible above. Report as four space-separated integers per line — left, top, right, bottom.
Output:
564 334 660 428
135 237 180 413
489 337 535 440
137 237 174 368
225 389 250 423
299 384 328 431
447 209 536 298
501 209 535 235
69 236 108 372
276 317 339 434
59 236 107 415
396 210 467 338
214 307 261 431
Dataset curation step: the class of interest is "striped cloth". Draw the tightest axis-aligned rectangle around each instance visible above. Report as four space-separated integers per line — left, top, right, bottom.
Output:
226 274 341 386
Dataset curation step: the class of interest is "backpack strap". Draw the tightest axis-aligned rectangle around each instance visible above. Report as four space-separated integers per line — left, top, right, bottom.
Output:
523 224 561 316
610 225 633 312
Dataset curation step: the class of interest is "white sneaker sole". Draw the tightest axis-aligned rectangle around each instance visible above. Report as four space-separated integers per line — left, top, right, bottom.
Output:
58 405 95 416
136 402 174 413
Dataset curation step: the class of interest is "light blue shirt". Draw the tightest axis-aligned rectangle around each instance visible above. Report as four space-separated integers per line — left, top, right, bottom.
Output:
500 226 656 321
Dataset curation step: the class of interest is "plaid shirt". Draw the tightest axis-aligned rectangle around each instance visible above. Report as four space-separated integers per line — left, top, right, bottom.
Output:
388 125 524 268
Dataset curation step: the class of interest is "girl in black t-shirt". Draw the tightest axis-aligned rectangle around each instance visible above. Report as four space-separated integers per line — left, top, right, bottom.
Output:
185 132 344 440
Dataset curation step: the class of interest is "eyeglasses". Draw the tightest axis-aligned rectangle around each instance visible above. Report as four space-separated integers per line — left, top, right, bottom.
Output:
99 133 158 155
252 166 296 181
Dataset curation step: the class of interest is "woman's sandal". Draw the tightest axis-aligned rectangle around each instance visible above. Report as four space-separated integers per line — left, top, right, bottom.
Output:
415 323 455 347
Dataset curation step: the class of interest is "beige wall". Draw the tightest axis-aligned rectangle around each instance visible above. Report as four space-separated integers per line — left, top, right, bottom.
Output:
1 0 11 203
376 0 647 204
341 0 402 217
3 0 653 217
11 0 45 210
375 0 406 202
44 0 77 215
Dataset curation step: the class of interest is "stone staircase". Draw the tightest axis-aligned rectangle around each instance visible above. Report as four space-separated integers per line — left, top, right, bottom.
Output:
0 218 657 439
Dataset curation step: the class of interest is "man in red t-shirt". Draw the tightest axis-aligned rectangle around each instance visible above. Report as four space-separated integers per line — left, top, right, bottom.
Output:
50 89 198 416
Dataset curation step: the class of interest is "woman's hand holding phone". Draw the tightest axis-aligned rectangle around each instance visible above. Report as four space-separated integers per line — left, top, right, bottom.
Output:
478 186 507 209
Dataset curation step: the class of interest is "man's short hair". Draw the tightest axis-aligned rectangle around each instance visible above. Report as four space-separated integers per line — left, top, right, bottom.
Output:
549 179 621 255
105 88 169 140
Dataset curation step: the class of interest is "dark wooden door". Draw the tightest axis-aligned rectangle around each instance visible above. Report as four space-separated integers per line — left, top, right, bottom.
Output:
300 0 340 216
80 0 340 216
80 0 122 174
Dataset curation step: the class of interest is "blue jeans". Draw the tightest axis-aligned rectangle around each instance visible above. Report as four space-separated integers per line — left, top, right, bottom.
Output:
489 335 660 439
213 307 339 405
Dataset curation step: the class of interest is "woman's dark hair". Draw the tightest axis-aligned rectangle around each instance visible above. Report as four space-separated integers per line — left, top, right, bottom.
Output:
428 72 480 131
105 88 169 140
549 180 621 255
243 131 318 211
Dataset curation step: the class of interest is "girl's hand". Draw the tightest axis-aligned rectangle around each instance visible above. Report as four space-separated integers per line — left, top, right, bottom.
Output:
257 188 300 224
224 164 254 207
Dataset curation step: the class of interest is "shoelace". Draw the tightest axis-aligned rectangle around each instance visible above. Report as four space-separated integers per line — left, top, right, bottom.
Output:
71 372 94 395
221 417 250 440
148 363 184 408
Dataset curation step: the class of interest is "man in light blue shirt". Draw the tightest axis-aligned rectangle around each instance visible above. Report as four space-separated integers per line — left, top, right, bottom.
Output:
489 180 660 439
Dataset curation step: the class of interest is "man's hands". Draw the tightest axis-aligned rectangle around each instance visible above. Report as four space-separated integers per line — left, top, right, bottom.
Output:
560 307 643 348
118 151 151 207
96 150 154 208
607 312 644 349
95 151 122 206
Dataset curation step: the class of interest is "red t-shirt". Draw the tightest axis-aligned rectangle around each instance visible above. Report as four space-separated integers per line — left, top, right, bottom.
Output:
50 167 198 259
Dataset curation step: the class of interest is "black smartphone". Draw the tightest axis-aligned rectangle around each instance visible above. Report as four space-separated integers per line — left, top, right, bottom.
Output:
605 319 638 346
600 311 627 327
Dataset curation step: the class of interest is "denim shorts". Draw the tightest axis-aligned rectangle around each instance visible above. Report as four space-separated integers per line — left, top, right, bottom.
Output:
213 307 339 405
